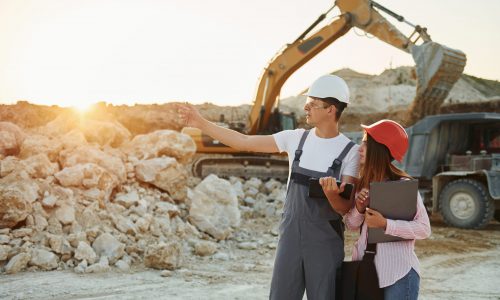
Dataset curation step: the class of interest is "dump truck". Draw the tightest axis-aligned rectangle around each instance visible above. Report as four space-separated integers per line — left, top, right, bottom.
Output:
346 112 500 229
182 0 466 179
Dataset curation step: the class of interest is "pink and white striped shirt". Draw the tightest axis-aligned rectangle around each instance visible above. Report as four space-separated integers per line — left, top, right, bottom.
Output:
344 190 431 288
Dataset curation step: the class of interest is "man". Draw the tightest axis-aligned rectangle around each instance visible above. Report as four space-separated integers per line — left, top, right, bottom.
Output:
178 74 359 300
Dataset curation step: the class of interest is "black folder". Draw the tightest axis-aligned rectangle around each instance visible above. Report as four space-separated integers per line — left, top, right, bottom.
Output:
367 180 418 243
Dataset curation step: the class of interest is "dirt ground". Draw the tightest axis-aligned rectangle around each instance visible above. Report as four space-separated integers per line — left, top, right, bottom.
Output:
1 215 499 300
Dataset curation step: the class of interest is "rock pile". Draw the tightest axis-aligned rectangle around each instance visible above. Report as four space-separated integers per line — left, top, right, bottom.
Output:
0 119 286 275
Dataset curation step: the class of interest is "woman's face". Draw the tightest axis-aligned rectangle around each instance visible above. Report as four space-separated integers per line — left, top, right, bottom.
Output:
359 136 367 165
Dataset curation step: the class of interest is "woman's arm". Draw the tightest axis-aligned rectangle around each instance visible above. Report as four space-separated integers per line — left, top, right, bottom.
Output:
344 206 365 231
384 193 431 240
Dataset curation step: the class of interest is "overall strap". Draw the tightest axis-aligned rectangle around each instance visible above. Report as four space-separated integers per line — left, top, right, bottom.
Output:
292 129 310 168
287 130 311 194
328 141 355 179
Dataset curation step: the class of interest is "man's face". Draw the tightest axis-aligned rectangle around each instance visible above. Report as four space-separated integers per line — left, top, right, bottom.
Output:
303 97 332 125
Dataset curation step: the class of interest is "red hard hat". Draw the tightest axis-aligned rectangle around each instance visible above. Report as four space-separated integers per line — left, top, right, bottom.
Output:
361 119 409 162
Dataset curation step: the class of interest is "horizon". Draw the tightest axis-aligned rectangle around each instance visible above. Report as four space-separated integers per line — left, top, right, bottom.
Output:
1 0 499 108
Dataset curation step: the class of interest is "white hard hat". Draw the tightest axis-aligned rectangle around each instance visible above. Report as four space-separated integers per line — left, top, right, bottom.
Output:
305 75 350 104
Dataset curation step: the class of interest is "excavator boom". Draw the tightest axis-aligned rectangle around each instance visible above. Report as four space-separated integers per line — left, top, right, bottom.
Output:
184 0 466 179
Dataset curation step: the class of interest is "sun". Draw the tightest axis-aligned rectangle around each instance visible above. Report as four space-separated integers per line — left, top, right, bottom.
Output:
72 101 94 114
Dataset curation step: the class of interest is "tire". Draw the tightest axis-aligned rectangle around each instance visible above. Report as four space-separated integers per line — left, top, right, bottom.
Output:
439 179 494 229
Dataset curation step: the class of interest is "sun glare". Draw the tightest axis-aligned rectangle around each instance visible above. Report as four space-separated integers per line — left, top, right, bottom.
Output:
73 102 94 114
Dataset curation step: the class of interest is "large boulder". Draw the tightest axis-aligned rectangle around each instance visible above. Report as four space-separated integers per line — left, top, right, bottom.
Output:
144 241 182 270
5 252 31 274
19 134 62 162
21 153 59 179
54 163 118 202
29 249 59 270
0 122 25 158
122 130 195 163
188 174 240 240
0 172 40 228
135 157 188 201
59 146 126 183
92 233 125 264
79 120 131 148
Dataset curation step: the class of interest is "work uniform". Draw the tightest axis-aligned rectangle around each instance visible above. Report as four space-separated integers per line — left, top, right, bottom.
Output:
270 129 358 300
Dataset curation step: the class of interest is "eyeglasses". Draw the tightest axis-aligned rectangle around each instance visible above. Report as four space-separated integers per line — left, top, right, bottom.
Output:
304 101 330 110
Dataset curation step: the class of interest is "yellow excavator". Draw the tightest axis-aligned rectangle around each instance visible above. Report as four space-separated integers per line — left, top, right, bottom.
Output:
183 0 466 179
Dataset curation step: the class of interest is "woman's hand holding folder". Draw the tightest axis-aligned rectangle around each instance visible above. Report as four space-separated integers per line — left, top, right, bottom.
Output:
365 208 387 229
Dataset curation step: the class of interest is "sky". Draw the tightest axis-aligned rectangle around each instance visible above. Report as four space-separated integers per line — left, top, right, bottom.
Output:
0 0 499 108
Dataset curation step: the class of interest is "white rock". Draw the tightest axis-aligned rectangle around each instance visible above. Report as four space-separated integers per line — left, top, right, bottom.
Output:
194 240 218 257
115 259 130 272
237 242 258 250
75 241 97 264
48 235 72 255
243 197 256 206
213 252 230 261
121 129 195 164
244 177 262 191
264 179 282 193
135 157 188 201
231 181 245 200
74 259 88 273
92 233 125 264
114 190 139 208
0 122 25 158
41 195 57 208
244 187 259 198
155 202 180 217
0 244 11 260
112 215 137 236
144 241 182 270
188 174 240 240
0 171 40 228
29 249 59 270
34 214 48 231
0 234 10 244
55 204 75 225
5 252 31 274
12 228 32 238
85 256 110 273
135 216 152 233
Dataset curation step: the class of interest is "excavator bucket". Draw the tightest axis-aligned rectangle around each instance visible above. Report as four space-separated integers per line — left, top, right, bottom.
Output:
407 42 467 124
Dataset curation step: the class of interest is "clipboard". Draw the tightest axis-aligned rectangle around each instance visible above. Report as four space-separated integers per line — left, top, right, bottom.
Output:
308 178 354 200
367 180 418 243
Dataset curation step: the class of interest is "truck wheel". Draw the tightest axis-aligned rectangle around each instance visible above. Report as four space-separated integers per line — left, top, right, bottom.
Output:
439 179 494 229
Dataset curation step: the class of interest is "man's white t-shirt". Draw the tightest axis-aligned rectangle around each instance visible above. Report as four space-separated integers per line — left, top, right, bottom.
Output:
273 128 360 183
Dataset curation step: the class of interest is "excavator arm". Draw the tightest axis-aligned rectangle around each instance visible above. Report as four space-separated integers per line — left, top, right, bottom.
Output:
184 0 466 179
250 0 466 133
248 12 352 134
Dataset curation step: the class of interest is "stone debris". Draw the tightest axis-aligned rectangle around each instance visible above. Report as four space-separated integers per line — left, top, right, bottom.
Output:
0 116 288 277
188 175 241 240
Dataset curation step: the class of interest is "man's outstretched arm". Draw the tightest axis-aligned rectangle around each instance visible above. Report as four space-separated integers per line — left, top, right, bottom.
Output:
178 103 280 153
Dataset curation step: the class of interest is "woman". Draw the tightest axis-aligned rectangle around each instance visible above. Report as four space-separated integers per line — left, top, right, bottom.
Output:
321 119 431 300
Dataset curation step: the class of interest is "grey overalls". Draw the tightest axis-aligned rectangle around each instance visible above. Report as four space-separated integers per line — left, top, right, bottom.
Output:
270 130 355 300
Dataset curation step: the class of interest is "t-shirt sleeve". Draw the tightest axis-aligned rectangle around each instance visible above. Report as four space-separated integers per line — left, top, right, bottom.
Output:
273 129 299 154
341 144 360 178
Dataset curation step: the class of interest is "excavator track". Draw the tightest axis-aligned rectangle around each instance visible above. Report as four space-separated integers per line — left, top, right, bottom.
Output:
408 42 467 124
192 155 289 181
